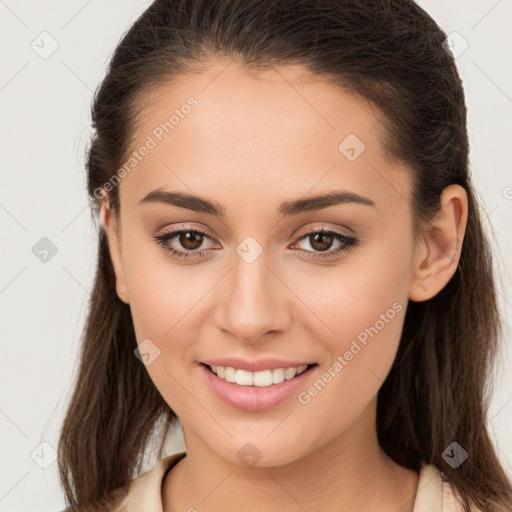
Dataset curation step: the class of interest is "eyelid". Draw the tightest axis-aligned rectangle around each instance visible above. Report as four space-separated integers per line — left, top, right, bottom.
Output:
157 223 218 242
291 222 355 239
157 222 355 245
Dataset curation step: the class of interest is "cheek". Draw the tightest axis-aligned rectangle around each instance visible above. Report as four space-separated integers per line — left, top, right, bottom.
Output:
290 239 411 415
121 224 209 339
289 234 410 351
123 251 209 417
120 234 211 389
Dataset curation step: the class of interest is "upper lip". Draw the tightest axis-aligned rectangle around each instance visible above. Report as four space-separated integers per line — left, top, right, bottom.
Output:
201 358 315 373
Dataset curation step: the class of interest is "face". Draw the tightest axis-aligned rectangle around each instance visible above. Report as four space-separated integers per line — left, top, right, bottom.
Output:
104 59 422 467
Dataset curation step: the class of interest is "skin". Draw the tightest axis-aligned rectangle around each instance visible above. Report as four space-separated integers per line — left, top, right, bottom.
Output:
102 58 468 512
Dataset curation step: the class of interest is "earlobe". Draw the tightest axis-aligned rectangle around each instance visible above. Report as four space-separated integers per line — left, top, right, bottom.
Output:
409 184 468 302
101 201 130 304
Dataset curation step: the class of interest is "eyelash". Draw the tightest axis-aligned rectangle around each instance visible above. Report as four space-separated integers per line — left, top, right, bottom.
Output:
153 226 358 261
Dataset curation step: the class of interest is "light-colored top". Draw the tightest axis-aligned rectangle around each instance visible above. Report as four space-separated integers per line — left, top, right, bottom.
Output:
112 451 476 511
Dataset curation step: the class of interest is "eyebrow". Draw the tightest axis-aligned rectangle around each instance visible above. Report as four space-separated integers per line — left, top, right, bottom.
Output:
139 188 376 217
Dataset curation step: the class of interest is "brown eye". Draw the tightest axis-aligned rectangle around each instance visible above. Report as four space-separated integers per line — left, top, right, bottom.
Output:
153 228 217 260
308 232 335 252
292 228 359 260
178 231 204 250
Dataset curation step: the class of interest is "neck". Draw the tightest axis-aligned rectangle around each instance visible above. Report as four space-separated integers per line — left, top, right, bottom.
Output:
162 402 419 512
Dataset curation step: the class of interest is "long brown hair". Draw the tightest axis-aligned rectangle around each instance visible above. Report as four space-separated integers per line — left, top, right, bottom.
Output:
57 1 512 510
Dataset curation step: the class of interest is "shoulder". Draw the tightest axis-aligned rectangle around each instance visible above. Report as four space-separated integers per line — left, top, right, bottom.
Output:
109 451 187 512
442 475 483 512
59 452 187 512
416 462 482 512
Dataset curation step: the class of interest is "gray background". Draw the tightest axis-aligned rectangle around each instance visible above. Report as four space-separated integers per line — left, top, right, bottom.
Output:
1 1 511 510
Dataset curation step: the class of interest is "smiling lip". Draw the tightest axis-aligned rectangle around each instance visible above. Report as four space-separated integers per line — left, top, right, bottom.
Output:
201 357 314 372
200 362 318 412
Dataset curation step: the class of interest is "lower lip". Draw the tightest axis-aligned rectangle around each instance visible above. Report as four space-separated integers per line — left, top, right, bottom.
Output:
200 363 317 412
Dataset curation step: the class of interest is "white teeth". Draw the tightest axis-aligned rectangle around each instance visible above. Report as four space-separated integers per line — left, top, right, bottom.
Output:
284 367 297 380
272 368 285 385
209 364 310 387
253 369 272 387
224 367 236 383
235 369 253 386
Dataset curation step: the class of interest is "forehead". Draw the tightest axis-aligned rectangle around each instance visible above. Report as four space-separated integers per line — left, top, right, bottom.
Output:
118 60 411 216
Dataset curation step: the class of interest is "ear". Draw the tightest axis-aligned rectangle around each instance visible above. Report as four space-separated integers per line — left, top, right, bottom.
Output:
101 200 130 304
409 184 468 302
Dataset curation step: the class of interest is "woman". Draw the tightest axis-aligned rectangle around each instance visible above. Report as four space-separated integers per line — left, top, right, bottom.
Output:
57 0 512 511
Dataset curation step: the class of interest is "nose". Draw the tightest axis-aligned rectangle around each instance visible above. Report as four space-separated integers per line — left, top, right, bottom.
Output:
214 250 293 344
